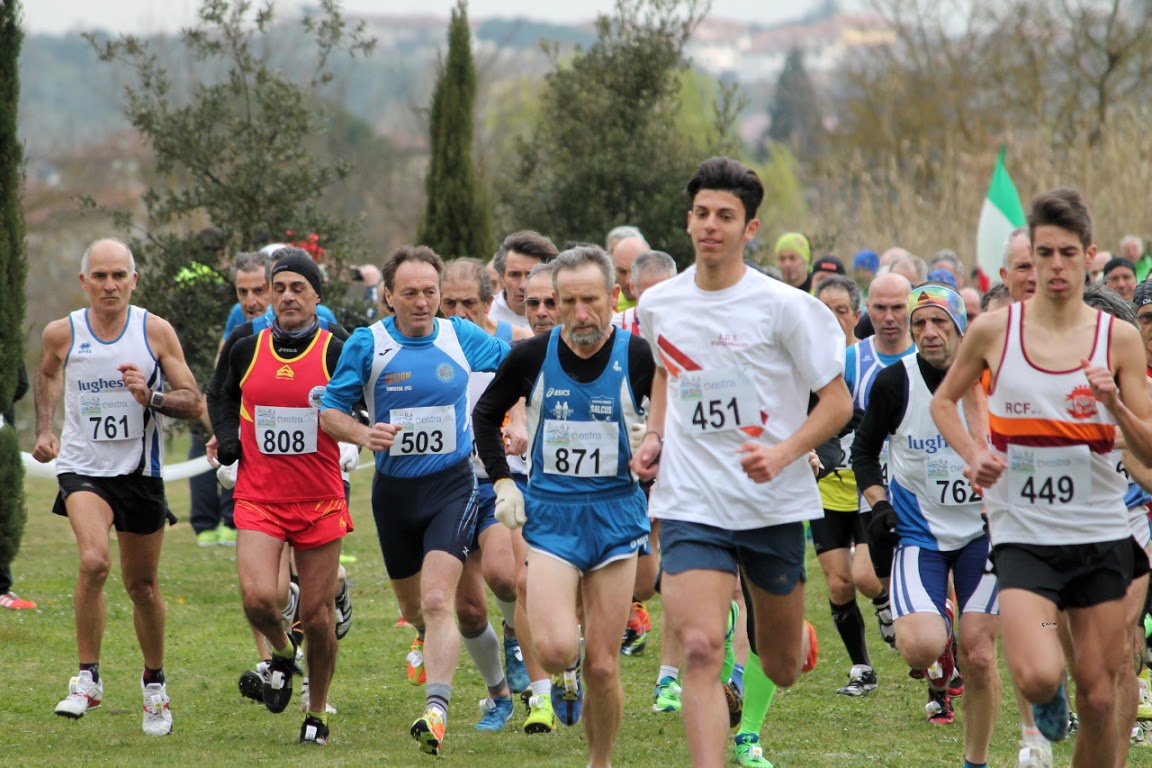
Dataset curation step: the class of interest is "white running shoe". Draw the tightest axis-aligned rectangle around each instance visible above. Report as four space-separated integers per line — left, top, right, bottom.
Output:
54 670 103 718
141 681 173 736
1018 739 1053 768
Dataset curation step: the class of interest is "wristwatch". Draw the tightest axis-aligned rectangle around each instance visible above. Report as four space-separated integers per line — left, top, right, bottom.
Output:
149 390 166 410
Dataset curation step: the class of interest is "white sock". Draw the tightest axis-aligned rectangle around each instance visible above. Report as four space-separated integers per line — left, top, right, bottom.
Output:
658 665 679 682
530 679 551 698
461 623 506 690
497 598 517 632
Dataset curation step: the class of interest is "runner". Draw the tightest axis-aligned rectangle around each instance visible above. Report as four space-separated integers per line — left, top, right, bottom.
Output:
33 238 202 736
488 231 558 329
320 245 511 756
632 157 851 768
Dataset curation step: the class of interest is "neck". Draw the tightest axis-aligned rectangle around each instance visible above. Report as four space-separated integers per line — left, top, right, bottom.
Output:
396 317 434 338
561 327 612 360
1026 293 1092 328
481 316 498 336
694 258 745 291
873 334 910 355
87 305 130 340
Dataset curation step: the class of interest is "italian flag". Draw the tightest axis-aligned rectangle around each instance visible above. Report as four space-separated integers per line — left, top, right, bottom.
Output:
975 145 1026 281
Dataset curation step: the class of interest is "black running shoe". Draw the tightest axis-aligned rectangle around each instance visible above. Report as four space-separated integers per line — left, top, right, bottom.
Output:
263 648 301 714
239 663 268 703
299 714 329 745
334 581 352 640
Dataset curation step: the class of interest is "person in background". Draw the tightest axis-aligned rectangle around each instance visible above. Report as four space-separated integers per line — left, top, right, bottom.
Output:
1120 235 1149 281
853 250 879 297
1104 257 1138 302
775 232 812 292
0 361 34 609
810 256 846 293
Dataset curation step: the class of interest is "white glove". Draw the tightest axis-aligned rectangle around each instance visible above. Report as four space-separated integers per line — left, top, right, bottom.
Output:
339 442 360 473
216 461 238 490
493 478 526 529
628 422 647 454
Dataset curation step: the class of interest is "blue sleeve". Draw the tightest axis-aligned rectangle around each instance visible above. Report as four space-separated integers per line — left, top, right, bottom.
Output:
451 316 510 372
321 326 374 413
844 344 858 395
221 303 245 340
317 304 338 323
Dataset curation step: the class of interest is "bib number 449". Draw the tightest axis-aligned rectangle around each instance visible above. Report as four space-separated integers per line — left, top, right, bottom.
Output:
1019 475 1074 504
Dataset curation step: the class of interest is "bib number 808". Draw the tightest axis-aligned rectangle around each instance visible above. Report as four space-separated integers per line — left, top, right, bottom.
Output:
262 429 306 454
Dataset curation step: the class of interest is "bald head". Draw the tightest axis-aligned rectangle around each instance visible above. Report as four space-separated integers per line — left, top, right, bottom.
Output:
613 236 650 302
81 238 136 276
867 273 912 352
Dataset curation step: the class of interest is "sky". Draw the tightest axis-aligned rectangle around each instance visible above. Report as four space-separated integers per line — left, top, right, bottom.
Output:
21 0 812 36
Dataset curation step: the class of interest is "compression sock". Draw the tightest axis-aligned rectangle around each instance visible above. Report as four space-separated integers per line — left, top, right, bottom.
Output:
831 598 871 666
736 651 777 736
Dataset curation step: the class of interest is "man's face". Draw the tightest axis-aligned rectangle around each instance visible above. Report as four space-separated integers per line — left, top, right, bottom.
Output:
271 271 320 331
555 263 617 347
1088 251 1111 283
999 235 1036 302
810 269 839 292
867 278 911 347
612 237 646 302
502 250 540 316
1032 225 1092 302
235 268 270 320
686 189 758 272
385 260 440 337
777 250 808 287
1105 266 1137 302
440 279 489 327
1122 241 1141 261
960 287 981 320
634 269 672 300
1137 304 1152 366
817 286 859 342
524 273 558 336
911 306 961 369
81 243 137 313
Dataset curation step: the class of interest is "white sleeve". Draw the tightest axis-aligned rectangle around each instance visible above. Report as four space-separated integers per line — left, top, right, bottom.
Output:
783 295 846 392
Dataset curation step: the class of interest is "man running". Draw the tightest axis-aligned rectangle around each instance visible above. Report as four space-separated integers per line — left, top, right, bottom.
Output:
488 231 558 329
34 238 202 736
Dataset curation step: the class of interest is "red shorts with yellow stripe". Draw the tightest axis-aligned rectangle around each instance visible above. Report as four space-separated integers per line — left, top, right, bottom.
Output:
234 497 352 550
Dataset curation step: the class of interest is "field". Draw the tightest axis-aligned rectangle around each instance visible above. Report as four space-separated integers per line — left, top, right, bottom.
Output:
0 460 1092 767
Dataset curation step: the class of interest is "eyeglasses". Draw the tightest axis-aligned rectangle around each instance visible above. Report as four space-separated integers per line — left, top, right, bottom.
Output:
441 297 480 310
525 297 556 309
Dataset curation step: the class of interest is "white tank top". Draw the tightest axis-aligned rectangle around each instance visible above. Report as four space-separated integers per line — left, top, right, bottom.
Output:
985 304 1127 545
56 306 165 478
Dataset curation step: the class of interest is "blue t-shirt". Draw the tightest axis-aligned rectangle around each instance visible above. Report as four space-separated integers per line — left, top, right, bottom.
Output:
322 316 509 478
844 338 915 409
222 302 338 339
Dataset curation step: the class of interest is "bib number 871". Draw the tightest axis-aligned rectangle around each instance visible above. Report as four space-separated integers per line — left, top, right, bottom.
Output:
553 447 601 475
1020 475 1074 504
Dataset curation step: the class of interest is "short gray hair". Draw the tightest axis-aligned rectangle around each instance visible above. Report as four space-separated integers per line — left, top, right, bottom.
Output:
1121 234 1144 253
814 274 862 313
551 245 614 294
526 262 555 282
1083 283 1137 327
81 238 136 275
889 253 928 285
1002 226 1030 269
929 250 963 274
606 225 644 253
632 250 677 285
232 250 271 279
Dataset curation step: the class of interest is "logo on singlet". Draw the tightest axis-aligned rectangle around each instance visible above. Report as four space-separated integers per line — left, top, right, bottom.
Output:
436 362 455 383
1065 385 1097 419
551 401 572 420
590 396 614 421
78 342 93 354
308 386 326 409
276 365 294 380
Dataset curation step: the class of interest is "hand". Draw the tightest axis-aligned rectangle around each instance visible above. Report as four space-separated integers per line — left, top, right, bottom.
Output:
866 499 900 550
116 362 152 406
502 422 528 456
629 432 661 482
366 422 401 452
339 441 360 472
964 448 1007 494
807 450 822 477
32 432 60 463
1081 358 1119 411
493 477 526 529
216 461 238 489
737 442 790 484
205 435 219 468
628 422 647 454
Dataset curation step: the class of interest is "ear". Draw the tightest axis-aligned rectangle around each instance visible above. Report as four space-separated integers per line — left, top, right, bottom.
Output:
744 217 761 241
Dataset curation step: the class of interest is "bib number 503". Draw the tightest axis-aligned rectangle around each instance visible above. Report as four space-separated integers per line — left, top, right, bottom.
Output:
399 430 444 454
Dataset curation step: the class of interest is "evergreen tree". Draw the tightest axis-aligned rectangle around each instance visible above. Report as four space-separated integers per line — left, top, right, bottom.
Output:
769 48 822 156
418 0 492 260
0 0 27 588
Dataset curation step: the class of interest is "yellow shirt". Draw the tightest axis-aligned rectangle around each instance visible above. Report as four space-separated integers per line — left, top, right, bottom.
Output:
818 468 858 513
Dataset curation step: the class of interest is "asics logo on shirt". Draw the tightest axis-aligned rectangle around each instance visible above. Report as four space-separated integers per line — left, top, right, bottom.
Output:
77 378 127 394
545 387 571 397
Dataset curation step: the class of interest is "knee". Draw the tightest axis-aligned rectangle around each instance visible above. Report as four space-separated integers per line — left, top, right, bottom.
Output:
958 637 997 680
826 574 855 603
759 653 800 689
582 649 618 691
78 552 111 585
243 593 279 625
1013 670 1060 704
422 586 454 619
535 638 578 674
300 601 334 640
485 570 517 604
455 595 488 636
680 626 723 673
896 633 941 671
124 575 160 607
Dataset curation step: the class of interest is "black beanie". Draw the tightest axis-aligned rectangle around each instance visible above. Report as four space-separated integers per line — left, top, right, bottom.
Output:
270 248 323 297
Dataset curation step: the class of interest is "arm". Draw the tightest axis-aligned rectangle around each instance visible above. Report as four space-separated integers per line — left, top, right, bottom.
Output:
1082 322 1152 466
473 341 540 482
207 336 256 466
31 319 70 462
630 365 666 481
850 363 906 506
136 314 202 420
739 375 853 484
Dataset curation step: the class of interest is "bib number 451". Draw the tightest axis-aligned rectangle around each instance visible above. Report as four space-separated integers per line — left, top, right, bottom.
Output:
690 398 740 431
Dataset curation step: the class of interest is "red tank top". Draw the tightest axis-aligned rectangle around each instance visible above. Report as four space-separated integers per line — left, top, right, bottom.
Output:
234 328 344 502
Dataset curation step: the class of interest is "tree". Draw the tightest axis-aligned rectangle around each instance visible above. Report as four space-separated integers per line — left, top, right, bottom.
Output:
418 0 493 260
81 0 376 389
768 48 822 155
0 0 27 591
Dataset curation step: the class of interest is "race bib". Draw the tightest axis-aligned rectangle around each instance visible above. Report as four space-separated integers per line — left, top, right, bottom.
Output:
542 420 619 477
879 440 890 486
1008 444 1090 505
924 448 982 506
255 406 318 455
81 392 143 442
391 405 457 456
676 367 760 435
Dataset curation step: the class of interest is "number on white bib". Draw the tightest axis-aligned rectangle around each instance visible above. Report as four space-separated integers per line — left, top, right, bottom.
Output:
542 420 619 477
391 405 457 456
676 367 760 435
1009 444 1090 505
255 406 318 455
81 392 144 442
924 448 982 506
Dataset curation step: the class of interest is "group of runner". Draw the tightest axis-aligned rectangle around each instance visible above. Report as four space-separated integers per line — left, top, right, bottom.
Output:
29 160 1152 768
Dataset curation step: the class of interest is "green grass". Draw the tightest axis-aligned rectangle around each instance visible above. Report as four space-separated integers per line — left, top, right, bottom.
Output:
0 466 1083 767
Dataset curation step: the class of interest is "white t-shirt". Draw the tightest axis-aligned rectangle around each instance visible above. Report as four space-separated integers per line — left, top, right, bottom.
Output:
638 267 845 530
488 292 530 330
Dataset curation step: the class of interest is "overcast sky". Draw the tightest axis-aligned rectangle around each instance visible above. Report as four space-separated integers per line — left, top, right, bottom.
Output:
22 0 815 35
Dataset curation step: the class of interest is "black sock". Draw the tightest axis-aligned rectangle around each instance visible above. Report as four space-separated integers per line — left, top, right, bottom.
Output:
830 599 870 666
80 662 100 683
142 666 165 685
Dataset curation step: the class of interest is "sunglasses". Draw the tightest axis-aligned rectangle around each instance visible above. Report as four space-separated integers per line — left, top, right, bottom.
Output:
525 297 556 309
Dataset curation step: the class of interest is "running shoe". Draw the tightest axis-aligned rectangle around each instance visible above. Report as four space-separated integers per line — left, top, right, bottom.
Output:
1017 738 1053 768
281 581 303 648
141 681 173 736
474 696 514 732
503 635 529 694
836 664 878 696
299 714 329 745
523 693 558 734
54 670 103 718
875 600 896 649
926 644 955 692
1068 711 1079 733
926 687 954 724
334 580 352 640
196 528 218 547
652 676 682 713
239 664 267 703
551 663 584 727
724 679 743 728
621 601 650 656
263 647 301 714
411 707 447 755
1031 682 1069 742
299 677 338 714
948 670 965 698
1137 667 1152 719
734 733 775 768
802 619 819 673
216 525 237 546
0 591 36 609
406 637 427 686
